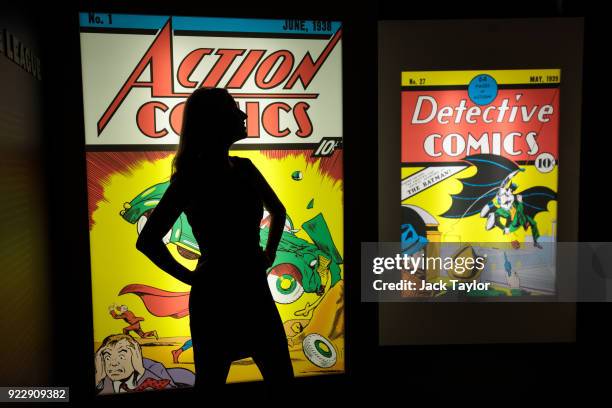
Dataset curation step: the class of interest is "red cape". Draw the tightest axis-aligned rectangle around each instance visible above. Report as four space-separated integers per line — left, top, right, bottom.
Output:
119 284 190 319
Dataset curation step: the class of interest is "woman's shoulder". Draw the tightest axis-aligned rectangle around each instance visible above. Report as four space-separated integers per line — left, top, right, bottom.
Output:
230 156 252 165
230 157 261 184
169 172 195 194
230 156 256 171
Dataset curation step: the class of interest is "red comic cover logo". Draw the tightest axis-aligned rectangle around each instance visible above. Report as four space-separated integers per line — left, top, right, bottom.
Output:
401 88 559 163
97 19 342 140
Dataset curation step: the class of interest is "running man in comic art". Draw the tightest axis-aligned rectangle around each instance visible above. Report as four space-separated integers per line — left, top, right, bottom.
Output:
108 304 159 340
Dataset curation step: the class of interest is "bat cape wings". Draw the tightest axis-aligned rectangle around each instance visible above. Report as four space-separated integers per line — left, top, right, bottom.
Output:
441 153 557 220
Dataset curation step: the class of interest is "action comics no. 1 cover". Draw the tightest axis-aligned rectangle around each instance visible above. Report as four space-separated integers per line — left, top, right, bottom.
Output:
400 69 560 297
80 13 344 392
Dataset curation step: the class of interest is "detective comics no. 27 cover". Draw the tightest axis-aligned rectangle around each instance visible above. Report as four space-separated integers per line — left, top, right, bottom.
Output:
400 69 560 297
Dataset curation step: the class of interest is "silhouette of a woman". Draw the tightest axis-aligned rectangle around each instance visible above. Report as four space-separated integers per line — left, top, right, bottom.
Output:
136 88 294 394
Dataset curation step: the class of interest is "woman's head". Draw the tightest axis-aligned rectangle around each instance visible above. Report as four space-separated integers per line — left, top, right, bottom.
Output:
172 88 247 179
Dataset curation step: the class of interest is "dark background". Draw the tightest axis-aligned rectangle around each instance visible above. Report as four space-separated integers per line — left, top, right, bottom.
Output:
0 0 607 403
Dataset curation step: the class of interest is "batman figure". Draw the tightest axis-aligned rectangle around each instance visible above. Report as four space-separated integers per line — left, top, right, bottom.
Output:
441 154 557 249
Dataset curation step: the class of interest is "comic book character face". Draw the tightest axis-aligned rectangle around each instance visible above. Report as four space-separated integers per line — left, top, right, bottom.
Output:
100 339 137 382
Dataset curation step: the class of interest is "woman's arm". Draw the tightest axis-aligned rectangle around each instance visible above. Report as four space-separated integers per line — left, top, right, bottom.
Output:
245 160 286 265
135 177 194 286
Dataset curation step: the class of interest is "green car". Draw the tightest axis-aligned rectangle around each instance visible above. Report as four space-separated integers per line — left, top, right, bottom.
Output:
121 182 343 304
119 181 200 259
261 213 343 303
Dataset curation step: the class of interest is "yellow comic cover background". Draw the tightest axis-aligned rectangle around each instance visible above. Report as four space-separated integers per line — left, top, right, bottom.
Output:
87 149 344 383
401 165 558 243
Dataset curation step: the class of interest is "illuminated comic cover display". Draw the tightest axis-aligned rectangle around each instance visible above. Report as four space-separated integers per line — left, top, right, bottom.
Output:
79 13 344 393
400 69 559 297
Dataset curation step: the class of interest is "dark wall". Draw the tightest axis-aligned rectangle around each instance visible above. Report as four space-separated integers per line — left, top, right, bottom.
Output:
0 9 51 385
